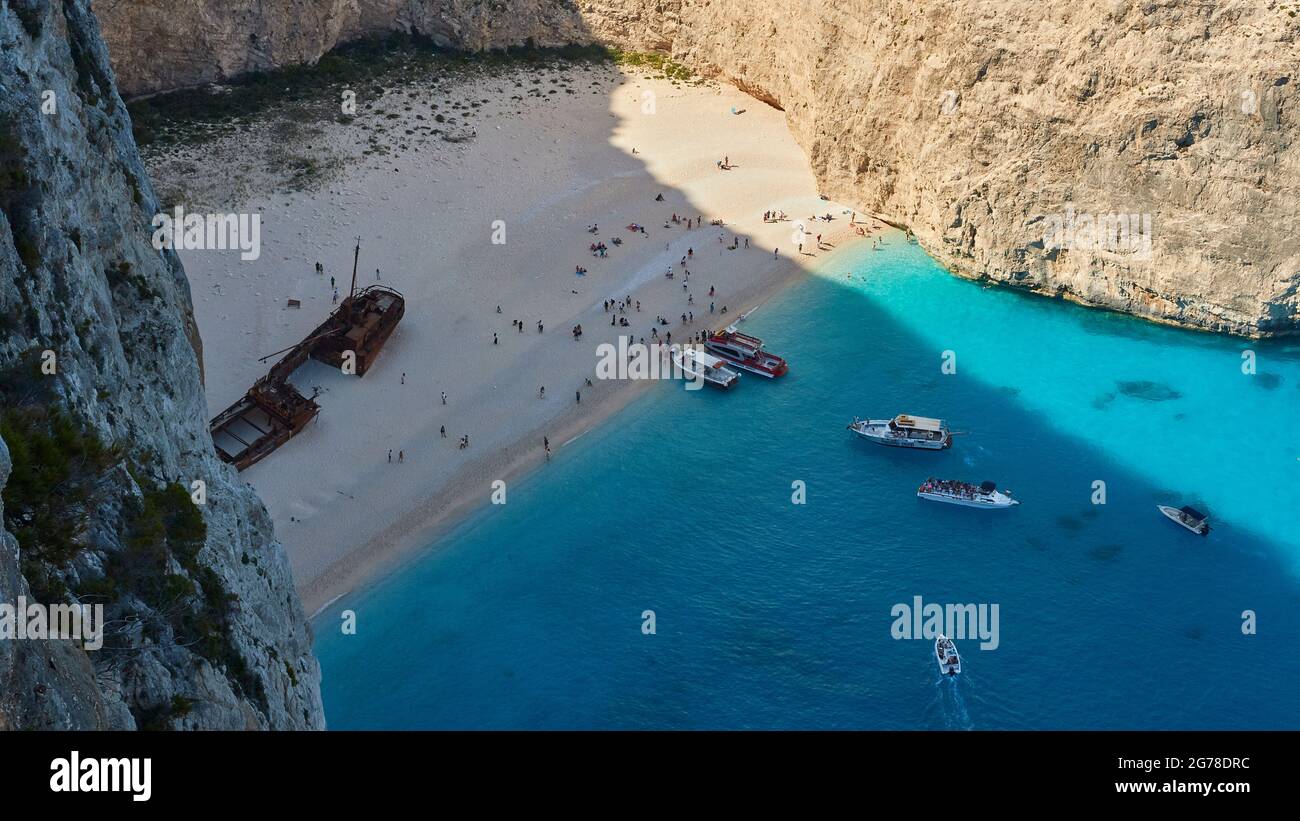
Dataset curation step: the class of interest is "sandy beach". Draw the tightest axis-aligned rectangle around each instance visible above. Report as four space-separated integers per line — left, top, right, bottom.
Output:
154 59 873 614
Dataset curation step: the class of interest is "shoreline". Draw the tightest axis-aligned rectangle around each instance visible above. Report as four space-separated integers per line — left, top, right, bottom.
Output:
154 58 879 618
300 238 849 617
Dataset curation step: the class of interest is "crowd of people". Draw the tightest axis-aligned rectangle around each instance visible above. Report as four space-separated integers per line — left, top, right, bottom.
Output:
386 159 873 473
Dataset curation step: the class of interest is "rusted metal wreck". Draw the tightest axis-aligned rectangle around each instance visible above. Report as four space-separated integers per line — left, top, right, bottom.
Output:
209 241 405 471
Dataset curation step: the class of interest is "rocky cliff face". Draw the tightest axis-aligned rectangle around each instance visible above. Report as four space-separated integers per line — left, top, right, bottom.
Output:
0 0 323 729
95 0 1299 337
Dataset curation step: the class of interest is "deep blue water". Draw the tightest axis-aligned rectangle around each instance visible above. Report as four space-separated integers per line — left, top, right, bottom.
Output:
315 238 1300 729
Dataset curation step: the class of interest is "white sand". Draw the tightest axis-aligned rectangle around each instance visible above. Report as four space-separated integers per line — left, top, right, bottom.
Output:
166 63 874 613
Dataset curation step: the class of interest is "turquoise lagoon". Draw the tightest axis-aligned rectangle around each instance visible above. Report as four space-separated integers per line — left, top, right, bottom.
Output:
316 238 1300 729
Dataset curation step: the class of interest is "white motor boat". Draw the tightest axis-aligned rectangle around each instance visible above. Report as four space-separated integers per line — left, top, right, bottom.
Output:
917 479 1019 509
1157 504 1209 535
935 634 961 676
672 346 740 390
848 414 951 449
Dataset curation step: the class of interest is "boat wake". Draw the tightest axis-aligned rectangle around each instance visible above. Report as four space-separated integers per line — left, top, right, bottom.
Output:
934 673 975 730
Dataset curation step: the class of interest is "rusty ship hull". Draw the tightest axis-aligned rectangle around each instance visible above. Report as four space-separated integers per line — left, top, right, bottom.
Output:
209 275 404 471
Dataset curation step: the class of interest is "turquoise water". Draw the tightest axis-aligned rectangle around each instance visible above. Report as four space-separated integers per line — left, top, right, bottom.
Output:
315 239 1300 729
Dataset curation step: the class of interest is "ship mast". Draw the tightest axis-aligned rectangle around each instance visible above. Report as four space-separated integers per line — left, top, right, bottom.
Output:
349 237 360 304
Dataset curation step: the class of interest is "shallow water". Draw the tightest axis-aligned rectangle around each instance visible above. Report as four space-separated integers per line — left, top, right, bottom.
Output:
316 238 1300 729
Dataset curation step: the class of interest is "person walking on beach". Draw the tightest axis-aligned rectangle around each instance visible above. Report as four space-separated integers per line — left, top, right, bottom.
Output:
441 425 446 438
398 450 404 463
539 386 545 399
441 391 447 405
330 276 335 289
401 372 405 385
376 267 381 281
387 449 392 463
576 390 581 404
493 333 498 345
537 321 544 333
332 288 339 304
774 248 779 258
544 436 551 460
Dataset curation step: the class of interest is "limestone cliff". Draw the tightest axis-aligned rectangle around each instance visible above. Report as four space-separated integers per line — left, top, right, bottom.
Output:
0 0 323 729
94 0 1299 337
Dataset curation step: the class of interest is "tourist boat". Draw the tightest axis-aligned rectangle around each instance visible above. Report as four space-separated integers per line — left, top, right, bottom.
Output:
848 414 951 449
935 633 961 676
672 346 740 390
1157 504 1209 535
703 325 788 378
917 478 1019 509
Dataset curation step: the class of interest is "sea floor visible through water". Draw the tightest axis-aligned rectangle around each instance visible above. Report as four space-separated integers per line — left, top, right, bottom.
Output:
316 236 1300 729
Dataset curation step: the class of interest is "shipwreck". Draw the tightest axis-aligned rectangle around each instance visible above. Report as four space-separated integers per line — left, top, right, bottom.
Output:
209 241 405 471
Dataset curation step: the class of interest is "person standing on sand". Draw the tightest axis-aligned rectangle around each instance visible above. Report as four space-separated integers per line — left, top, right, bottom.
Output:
441 425 446 438
544 437 551 459
398 450 404 463
441 391 447 405
387 449 392 463
376 268 381 281
576 390 581 404
539 386 545 398
493 333 498 345
330 276 335 289
774 248 779 258
332 288 339 304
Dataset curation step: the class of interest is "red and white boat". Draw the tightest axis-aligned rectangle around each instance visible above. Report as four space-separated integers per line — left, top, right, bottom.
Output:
703 325 789 378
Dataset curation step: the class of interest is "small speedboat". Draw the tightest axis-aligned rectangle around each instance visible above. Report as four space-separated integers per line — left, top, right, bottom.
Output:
672 346 740 389
935 634 961 676
1157 504 1209 535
